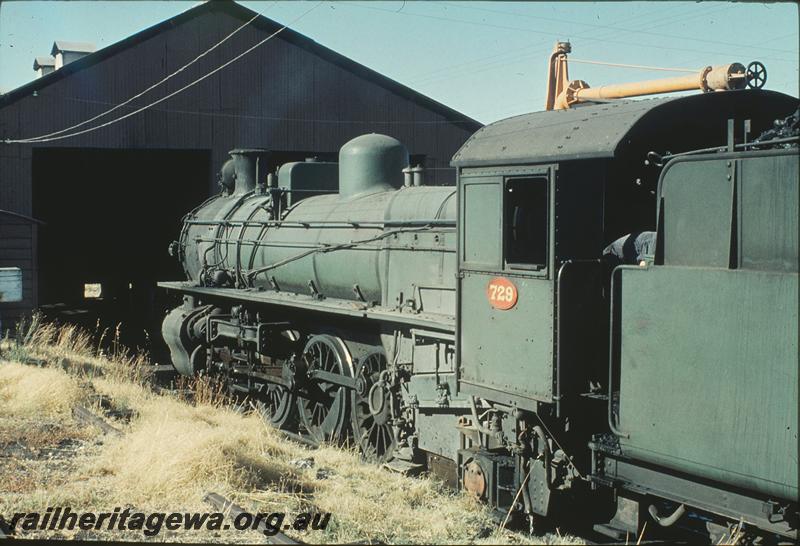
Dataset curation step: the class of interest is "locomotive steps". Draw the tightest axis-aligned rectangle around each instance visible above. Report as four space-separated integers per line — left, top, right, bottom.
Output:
0 318 584 544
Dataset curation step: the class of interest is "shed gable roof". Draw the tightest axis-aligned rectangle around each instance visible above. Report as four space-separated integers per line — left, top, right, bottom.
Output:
0 1 481 130
51 41 97 55
33 57 56 70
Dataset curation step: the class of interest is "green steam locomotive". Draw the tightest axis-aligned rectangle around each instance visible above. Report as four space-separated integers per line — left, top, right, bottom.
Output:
160 89 798 542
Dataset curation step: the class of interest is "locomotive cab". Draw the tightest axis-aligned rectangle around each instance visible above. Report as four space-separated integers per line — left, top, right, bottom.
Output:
449 90 797 524
451 90 796 410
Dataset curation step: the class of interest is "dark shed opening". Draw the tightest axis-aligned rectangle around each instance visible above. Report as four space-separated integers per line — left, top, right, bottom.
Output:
32 148 211 353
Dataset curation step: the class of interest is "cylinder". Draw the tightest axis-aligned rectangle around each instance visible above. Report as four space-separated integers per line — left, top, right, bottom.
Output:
705 63 747 91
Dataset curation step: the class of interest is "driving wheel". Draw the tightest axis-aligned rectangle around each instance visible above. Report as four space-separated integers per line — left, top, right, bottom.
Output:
351 349 398 462
297 335 353 444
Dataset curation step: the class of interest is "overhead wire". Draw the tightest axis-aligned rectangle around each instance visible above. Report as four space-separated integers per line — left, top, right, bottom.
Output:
0 209 46 225
60 95 478 125
567 59 699 73
403 4 730 87
3 2 323 144
631 2 743 34
401 2 686 85
403 3 792 89
3 2 794 138
576 3 787 77
405 42 543 84
402 2 795 123
440 1 796 55
404 4 694 114
8 8 267 143
551 3 738 74
338 1 795 69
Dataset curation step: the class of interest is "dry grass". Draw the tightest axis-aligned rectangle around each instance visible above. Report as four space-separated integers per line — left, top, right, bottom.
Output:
0 317 582 544
0 362 86 416
94 394 299 506
11 317 154 386
716 518 745 545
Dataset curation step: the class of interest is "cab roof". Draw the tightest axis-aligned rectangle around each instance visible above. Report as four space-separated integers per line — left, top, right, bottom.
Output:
451 90 798 168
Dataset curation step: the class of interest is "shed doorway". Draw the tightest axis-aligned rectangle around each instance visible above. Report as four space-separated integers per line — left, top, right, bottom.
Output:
32 148 211 358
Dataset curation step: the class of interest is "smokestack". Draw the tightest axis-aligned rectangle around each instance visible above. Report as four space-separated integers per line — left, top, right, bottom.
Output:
221 149 270 195
50 41 96 70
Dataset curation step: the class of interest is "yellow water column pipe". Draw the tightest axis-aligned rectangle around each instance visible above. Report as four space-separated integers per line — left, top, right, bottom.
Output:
544 42 573 111
544 42 760 110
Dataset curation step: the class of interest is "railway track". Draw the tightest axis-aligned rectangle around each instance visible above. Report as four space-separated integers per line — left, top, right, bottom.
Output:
203 493 303 546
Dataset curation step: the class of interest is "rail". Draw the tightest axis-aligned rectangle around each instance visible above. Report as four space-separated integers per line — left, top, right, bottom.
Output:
71 405 124 437
203 492 303 545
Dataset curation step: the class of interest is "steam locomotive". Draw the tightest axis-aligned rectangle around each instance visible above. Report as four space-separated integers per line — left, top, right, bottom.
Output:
160 88 798 542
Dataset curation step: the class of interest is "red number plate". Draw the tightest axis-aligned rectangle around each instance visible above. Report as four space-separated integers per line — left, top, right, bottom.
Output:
486 277 518 310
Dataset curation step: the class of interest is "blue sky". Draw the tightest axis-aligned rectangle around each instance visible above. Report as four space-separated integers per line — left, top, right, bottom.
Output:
0 1 797 123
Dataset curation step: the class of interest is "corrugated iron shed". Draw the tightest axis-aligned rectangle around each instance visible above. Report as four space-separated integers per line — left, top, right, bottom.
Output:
0 0 482 325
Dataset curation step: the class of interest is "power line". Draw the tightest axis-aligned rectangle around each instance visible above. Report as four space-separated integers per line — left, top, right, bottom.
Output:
405 43 542 84
624 8 798 82
337 1 557 39
11 8 267 142
385 4 745 116
60 95 477 125
3 2 323 144
0 209 46 225
398 5 793 89
338 1 796 65
568 58 699 73
441 1 797 55
402 2 688 84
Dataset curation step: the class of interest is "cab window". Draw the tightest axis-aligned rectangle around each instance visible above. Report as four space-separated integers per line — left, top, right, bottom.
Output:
504 177 548 270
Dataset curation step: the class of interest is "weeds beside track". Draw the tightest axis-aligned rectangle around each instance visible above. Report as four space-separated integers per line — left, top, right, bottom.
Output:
0 316 581 544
